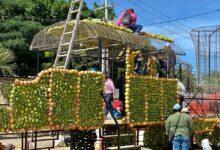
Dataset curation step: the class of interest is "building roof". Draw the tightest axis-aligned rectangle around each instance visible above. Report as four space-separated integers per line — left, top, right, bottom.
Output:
30 20 150 51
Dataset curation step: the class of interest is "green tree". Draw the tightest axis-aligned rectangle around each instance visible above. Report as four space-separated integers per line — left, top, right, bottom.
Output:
0 0 99 76
0 44 15 75
0 15 44 76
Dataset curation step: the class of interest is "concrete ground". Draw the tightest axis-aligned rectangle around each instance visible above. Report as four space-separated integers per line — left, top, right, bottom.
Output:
0 132 102 150
0 133 69 150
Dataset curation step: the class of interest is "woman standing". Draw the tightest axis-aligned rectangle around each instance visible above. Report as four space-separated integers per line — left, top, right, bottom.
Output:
104 72 116 117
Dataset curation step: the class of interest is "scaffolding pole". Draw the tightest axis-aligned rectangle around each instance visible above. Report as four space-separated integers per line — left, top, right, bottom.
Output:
191 25 220 90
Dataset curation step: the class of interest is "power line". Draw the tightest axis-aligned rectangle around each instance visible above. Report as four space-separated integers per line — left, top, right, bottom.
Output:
140 0 192 30
117 4 186 38
117 2 191 39
128 0 190 33
146 9 220 26
117 3 190 40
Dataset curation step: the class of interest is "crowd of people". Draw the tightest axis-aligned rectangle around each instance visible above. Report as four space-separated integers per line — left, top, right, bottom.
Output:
133 51 168 77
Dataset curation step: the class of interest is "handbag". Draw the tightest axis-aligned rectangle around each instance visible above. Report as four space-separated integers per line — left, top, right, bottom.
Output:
169 113 182 142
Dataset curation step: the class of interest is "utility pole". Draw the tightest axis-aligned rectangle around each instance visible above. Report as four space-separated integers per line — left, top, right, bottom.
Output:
102 0 109 72
105 0 108 21
179 63 182 82
186 65 190 92
207 27 220 83
95 0 115 72
197 31 200 84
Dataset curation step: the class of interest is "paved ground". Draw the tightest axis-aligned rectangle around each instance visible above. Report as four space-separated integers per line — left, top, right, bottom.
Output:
0 132 102 150
0 133 70 150
1 138 70 150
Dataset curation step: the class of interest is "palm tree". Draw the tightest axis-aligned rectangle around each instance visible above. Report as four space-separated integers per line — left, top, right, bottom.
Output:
0 44 15 75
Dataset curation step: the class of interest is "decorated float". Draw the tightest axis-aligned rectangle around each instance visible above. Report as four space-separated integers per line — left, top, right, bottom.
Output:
0 9 219 150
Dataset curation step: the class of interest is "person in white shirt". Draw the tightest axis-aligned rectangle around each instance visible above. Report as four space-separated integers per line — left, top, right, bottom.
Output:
201 139 212 150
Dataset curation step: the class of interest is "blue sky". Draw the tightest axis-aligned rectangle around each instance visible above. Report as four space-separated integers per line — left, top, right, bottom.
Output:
86 0 220 71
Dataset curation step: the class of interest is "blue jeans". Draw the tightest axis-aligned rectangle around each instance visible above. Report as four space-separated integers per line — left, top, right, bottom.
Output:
129 24 143 33
104 93 113 116
172 135 190 150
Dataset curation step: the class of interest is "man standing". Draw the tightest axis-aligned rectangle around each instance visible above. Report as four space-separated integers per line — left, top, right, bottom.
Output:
166 103 193 150
104 72 115 117
182 107 195 150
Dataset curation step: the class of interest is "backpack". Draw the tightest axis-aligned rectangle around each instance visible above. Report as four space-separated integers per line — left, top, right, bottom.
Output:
122 12 131 25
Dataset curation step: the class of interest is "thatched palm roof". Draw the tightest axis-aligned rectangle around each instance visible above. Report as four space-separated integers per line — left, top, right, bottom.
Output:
30 20 150 51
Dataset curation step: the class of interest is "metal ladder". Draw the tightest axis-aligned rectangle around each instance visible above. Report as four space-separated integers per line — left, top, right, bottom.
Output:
53 0 84 68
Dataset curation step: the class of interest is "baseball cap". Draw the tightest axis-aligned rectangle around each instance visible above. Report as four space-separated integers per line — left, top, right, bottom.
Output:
173 103 181 110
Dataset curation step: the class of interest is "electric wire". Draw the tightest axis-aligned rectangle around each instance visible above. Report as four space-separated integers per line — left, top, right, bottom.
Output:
128 0 190 33
139 0 193 30
117 2 191 39
146 9 220 26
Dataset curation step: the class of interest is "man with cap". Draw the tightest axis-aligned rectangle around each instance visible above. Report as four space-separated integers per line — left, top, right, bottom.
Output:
166 103 193 150
104 71 116 117
182 107 196 150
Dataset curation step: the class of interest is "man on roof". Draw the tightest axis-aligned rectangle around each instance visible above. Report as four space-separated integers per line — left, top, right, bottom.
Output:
116 9 143 33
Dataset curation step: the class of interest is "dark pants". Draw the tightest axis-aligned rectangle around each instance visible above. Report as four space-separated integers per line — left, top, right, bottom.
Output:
104 93 113 116
129 24 143 33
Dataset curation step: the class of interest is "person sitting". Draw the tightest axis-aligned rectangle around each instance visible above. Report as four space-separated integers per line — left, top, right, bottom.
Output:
112 100 123 119
201 138 212 150
116 9 143 33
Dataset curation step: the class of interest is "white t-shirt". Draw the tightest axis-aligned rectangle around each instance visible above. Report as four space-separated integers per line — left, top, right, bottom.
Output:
201 139 212 150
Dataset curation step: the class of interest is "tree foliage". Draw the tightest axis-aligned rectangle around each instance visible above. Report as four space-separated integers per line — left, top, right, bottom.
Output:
0 0 114 76
0 44 15 75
